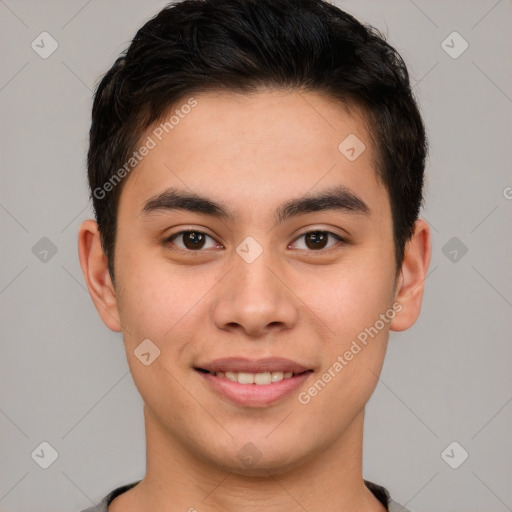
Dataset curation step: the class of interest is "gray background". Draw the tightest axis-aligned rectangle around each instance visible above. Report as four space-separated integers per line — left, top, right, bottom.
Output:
0 1 511 511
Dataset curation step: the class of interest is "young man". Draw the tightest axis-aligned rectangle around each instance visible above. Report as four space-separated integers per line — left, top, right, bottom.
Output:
78 0 431 510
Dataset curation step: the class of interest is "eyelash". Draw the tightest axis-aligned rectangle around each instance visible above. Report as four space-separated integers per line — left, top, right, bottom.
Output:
164 229 346 254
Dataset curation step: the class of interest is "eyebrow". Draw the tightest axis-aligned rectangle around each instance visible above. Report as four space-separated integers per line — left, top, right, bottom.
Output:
140 185 370 224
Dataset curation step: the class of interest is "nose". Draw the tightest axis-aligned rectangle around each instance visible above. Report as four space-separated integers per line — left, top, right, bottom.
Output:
211 249 299 337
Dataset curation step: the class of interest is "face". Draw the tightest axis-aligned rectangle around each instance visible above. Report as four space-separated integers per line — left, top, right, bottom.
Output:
82 89 426 476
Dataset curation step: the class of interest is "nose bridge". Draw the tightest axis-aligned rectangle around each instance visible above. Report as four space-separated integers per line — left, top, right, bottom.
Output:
232 233 279 295
233 242 283 310
211 238 298 335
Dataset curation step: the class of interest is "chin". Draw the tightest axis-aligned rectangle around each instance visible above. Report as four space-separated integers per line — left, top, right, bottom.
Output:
204 437 316 478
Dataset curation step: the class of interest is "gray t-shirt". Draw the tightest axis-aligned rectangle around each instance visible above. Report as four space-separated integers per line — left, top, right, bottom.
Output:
80 480 412 512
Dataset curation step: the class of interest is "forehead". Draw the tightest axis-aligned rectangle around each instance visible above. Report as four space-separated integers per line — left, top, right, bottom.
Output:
118 89 387 221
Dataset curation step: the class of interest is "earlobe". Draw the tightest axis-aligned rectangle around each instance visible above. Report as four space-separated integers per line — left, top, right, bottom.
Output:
78 219 122 332
390 219 431 332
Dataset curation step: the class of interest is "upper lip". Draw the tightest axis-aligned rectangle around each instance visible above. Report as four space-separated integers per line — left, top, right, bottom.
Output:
196 357 311 374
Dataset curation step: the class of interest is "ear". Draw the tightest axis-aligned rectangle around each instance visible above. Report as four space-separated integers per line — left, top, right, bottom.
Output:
390 219 431 332
78 219 122 332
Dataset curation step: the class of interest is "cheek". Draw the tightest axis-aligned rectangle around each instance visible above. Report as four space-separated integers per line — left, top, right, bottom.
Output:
115 247 218 350
300 256 396 341
297 275 392 421
294 249 395 403
115 261 207 411
114 242 174 340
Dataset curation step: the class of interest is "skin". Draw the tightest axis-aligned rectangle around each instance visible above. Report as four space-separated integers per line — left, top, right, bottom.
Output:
78 89 431 512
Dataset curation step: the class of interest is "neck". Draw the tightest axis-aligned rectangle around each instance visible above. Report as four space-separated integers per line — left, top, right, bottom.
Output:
110 406 386 512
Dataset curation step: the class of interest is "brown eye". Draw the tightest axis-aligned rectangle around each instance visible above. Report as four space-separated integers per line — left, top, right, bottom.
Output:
182 231 206 249
168 230 218 251
304 232 328 250
291 230 343 251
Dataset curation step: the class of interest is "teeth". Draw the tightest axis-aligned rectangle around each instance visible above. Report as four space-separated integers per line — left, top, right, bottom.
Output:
225 371 237 382
237 372 254 384
271 371 284 382
254 372 271 385
212 370 296 384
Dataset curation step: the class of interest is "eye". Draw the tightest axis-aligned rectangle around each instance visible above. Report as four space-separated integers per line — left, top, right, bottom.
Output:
165 229 345 253
290 230 345 251
166 230 221 251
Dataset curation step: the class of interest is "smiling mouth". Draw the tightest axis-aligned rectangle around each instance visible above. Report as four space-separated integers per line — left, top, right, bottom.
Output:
195 368 313 385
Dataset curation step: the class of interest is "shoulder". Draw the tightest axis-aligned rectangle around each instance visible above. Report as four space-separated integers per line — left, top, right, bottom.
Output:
364 480 413 512
79 481 141 512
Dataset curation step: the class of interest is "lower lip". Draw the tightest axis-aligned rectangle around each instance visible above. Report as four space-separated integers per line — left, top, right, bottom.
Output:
198 371 313 407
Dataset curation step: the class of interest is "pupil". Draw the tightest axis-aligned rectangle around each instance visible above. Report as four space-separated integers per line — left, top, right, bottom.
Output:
184 231 205 250
306 232 327 250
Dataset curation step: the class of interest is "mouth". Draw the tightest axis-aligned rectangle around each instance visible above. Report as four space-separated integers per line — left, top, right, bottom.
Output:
195 357 314 407
196 368 308 384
